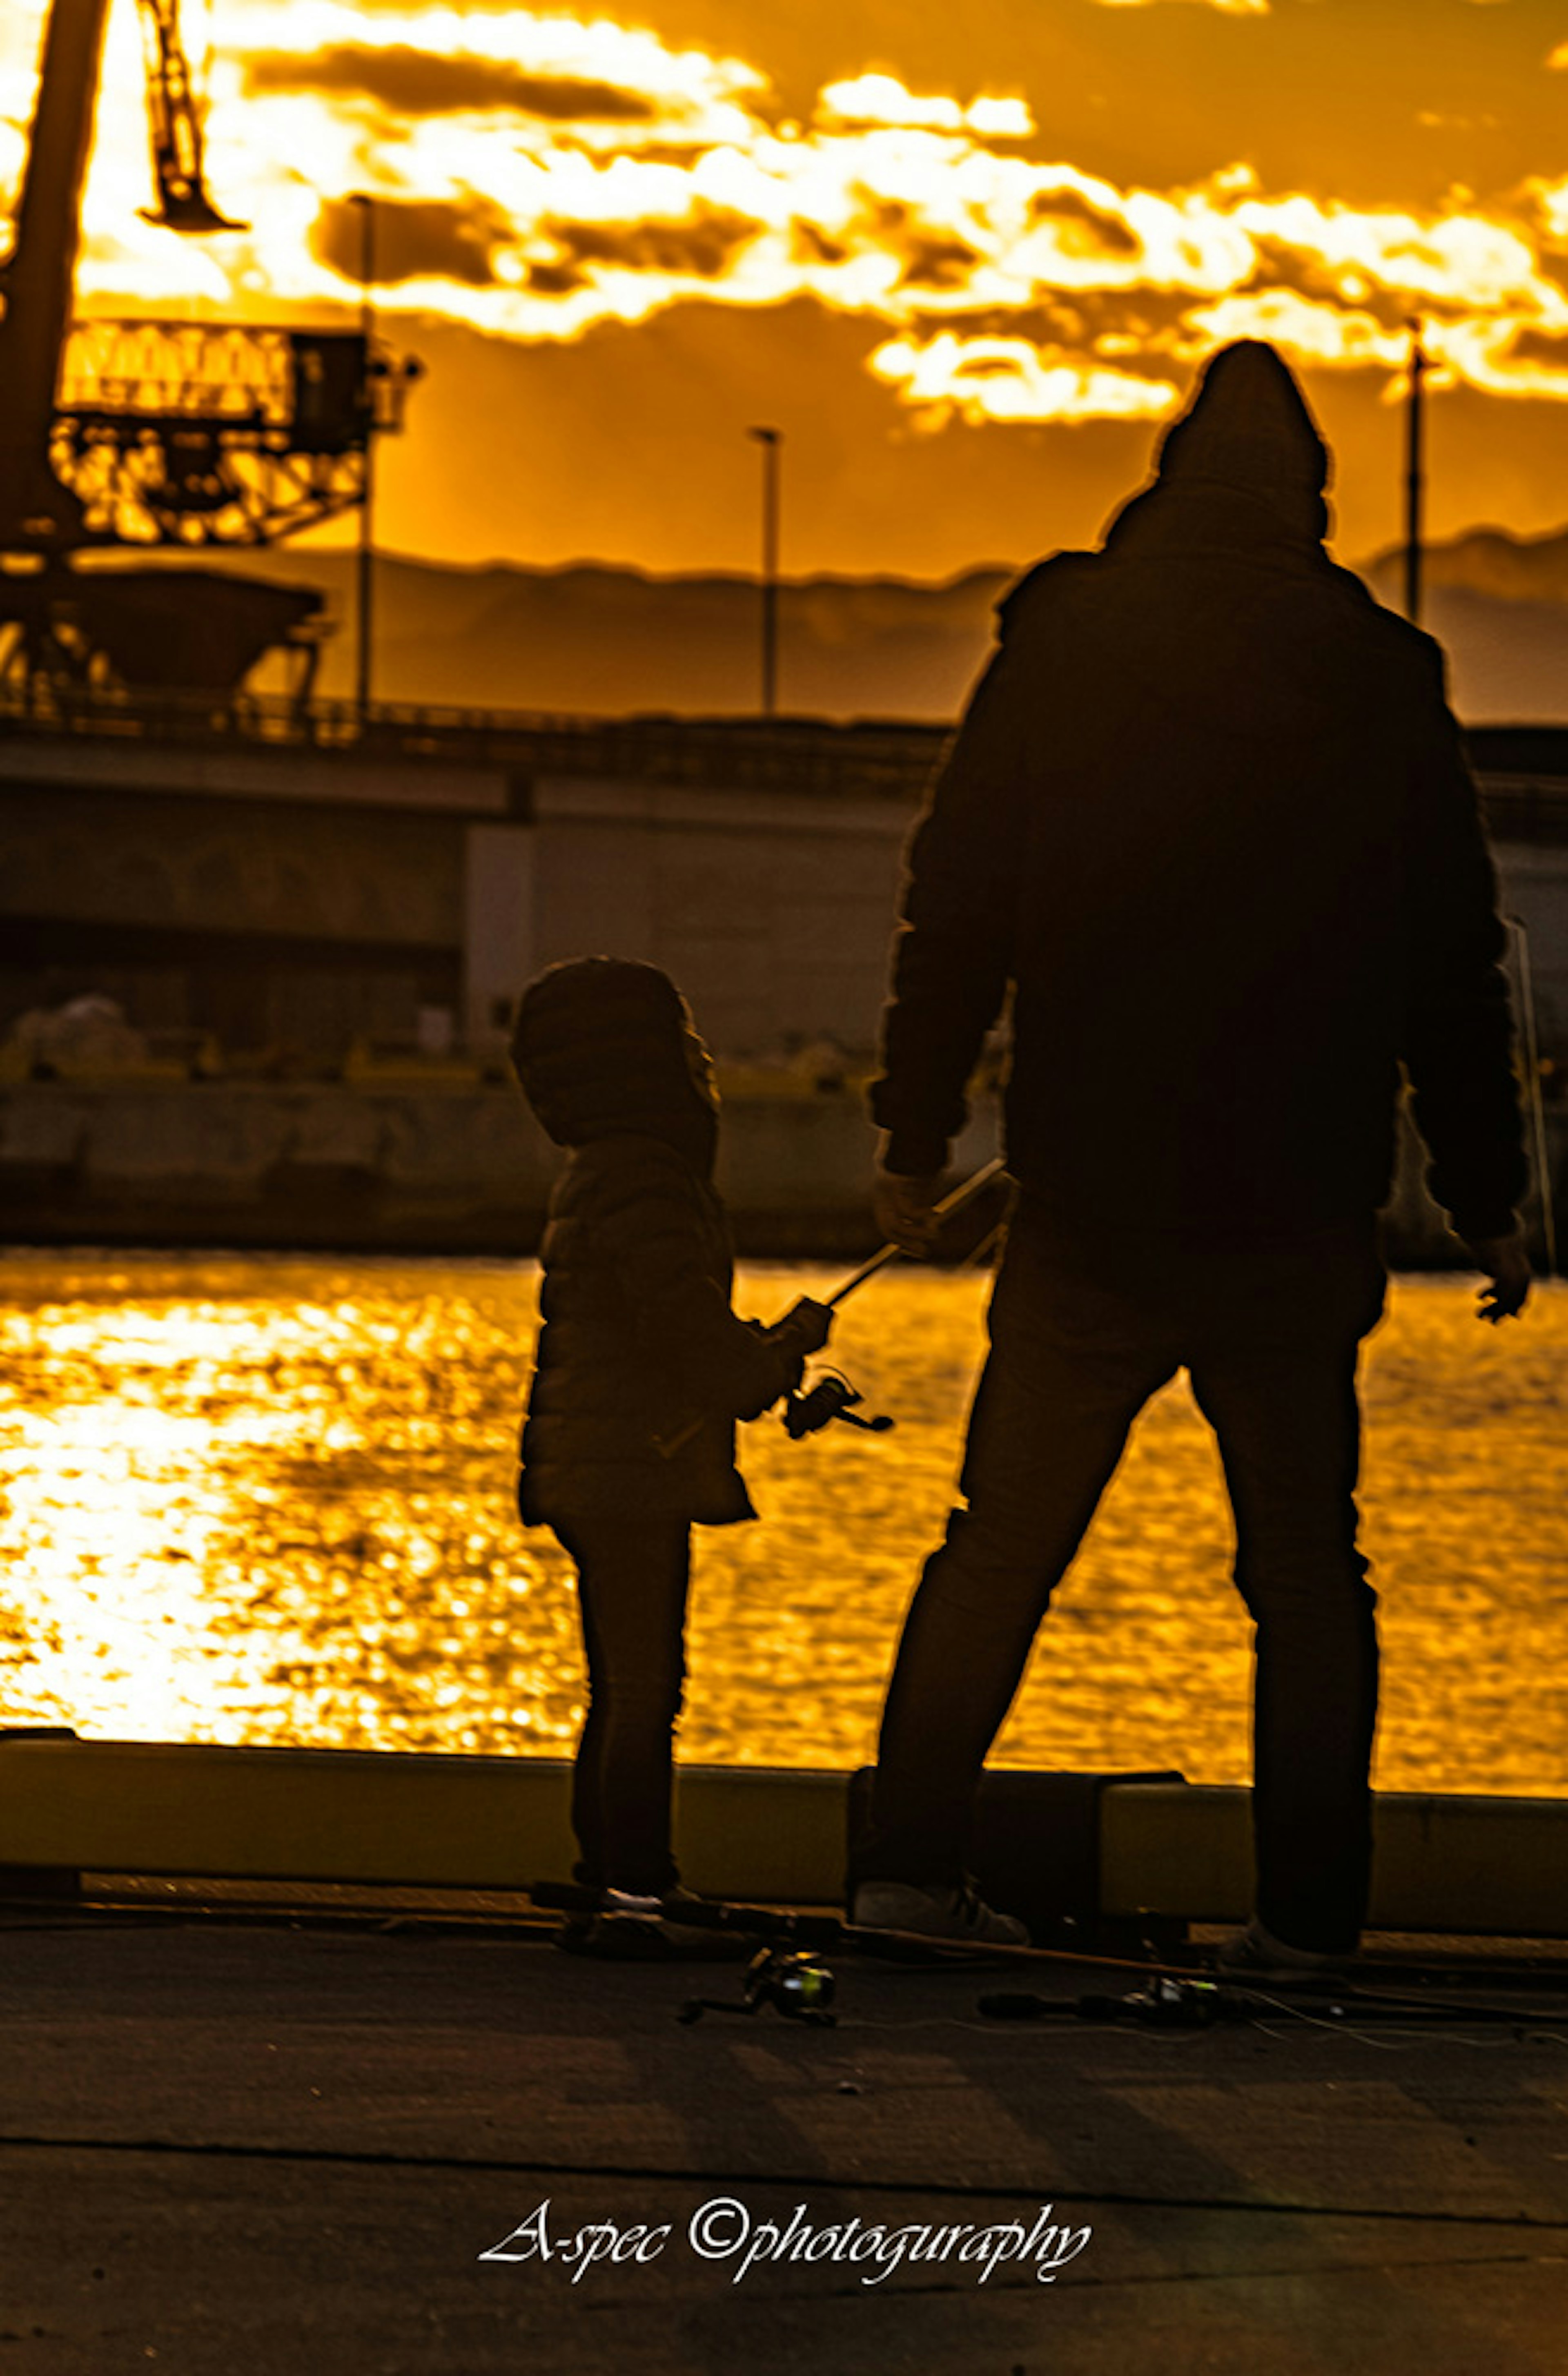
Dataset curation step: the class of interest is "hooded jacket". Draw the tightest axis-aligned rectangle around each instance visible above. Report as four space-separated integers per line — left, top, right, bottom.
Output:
873 342 1526 1241
512 958 808 1526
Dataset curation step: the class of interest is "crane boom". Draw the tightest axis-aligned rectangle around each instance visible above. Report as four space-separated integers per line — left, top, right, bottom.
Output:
134 0 245 232
0 0 240 553
0 0 112 550
0 0 414 722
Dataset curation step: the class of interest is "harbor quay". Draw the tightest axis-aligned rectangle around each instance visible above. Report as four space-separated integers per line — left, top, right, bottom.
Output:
4 1877 1568 2376
0 1069 1560 1259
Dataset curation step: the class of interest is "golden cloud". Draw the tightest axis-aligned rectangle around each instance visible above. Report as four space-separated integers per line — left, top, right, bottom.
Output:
820 75 1034 139
871 335 1178 425
245 46 661 122
1533 178 1568 243
1092 0 1270 13
6 1 1568 424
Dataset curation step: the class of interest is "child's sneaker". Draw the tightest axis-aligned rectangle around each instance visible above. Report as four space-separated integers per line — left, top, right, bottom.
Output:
557 1885 727 1959
1214 1917 1350 1984
850 1880 1029 1946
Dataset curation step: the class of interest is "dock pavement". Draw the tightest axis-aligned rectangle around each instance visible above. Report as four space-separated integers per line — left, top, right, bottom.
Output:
4 1883 1568 2376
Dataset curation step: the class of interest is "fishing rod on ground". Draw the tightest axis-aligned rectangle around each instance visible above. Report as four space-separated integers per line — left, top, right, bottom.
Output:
779 1155 1011 1442
526 1881 1568 2036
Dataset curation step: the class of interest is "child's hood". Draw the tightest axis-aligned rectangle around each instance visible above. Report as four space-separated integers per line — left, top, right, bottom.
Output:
509 957 719 1174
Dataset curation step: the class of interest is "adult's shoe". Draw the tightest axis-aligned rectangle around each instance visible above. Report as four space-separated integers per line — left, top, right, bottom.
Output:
1215 1916 1350 1984
851 1880 1029 1946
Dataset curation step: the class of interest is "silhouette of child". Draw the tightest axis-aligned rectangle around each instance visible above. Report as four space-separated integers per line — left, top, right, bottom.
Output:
509 958 831 1940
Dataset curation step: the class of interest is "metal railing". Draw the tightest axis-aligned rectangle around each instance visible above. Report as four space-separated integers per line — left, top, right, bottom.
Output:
4 684 1566 816
0 679 954 797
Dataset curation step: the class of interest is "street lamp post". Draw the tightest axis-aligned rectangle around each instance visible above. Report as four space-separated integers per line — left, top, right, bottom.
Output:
1404 319 1426 627
748 424 781 718
351 193 376 727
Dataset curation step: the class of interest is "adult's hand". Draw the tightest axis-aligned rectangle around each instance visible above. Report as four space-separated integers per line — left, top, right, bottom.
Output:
874 1165 944 1256
1463 1228 1531 1323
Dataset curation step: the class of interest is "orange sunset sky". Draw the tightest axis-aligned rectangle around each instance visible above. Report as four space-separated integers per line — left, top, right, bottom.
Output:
4 0 1568 578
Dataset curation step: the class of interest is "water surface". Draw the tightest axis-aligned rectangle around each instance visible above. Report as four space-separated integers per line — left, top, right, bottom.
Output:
0 1251 1562 1794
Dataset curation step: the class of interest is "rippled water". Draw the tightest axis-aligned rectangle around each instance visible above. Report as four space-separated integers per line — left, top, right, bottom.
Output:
0 1251 1563 1794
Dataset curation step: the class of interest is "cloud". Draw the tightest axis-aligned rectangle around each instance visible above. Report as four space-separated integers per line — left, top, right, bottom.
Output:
543 203 759 279
1029 187 1140 252
819 74 1034 139
216 0 770 151
870 334 1178 424
312 192 516 285
18 1 1568 431
1180 289 1410 371
245 47 658 123
1532 178 1568 242
1090 0 1271 14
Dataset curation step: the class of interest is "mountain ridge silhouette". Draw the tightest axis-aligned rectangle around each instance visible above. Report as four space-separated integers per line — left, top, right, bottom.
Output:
82 524 1568 723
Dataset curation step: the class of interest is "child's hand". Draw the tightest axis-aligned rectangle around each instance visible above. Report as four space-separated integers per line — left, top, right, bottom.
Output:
779 1297 833 1355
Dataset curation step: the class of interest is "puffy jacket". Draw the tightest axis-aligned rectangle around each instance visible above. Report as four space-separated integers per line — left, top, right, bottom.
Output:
872 342 1526 1243
519 1132 808 1524
510 957 809 1526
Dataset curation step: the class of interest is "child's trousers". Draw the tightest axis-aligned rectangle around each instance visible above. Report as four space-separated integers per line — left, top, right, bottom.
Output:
553 1513 691 1894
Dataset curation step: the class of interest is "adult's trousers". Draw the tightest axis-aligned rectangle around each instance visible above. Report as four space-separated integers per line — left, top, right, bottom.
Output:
853 1205 1388 1953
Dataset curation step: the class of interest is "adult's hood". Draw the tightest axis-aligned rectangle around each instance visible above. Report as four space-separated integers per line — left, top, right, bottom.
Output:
510 957 718 1172
1105 340 1332 553
995 340 1354 733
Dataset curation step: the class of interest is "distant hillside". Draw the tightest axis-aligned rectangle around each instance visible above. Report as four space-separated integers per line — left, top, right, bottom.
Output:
84 524 1568 722
89 547 1012 722
1360 525 1568 723
1362 523 1568 608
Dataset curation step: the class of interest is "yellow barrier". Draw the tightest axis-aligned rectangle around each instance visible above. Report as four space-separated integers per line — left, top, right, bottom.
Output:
1099 1783 1568 1935
4 1738 1566 1932
0 1737 844 1902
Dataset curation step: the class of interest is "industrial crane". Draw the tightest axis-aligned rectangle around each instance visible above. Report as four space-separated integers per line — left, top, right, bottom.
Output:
134 0 247 234
0 0 417 697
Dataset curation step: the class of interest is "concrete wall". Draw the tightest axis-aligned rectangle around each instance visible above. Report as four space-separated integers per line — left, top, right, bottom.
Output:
0 1080 927 1257
463 823 536 1048
0 780 464 951
4 727 1566 1100
1 1077 1559 1263
523 778 911 1055
2 737 915 1062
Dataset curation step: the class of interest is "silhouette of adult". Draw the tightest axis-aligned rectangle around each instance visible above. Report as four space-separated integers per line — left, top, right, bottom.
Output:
852 341 1530 1963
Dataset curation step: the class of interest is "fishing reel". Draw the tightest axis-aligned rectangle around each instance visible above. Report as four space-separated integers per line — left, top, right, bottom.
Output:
782 1371 894 1441
679 1946 837 2028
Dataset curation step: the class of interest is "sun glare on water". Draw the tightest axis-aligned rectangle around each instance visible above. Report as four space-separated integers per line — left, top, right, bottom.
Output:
0 1251 1563 1796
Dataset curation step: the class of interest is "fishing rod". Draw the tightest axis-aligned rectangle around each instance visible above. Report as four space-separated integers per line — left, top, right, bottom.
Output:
528 1881 1568 2034
777 1155 1011 1440
1508 916 1559 1278
824 1155 1010 1310
655 1156 1011 1457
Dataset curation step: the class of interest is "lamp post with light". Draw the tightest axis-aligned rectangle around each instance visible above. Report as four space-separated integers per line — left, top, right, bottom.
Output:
1404 319 1426 626
350 192 376 727
748 424 782 718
